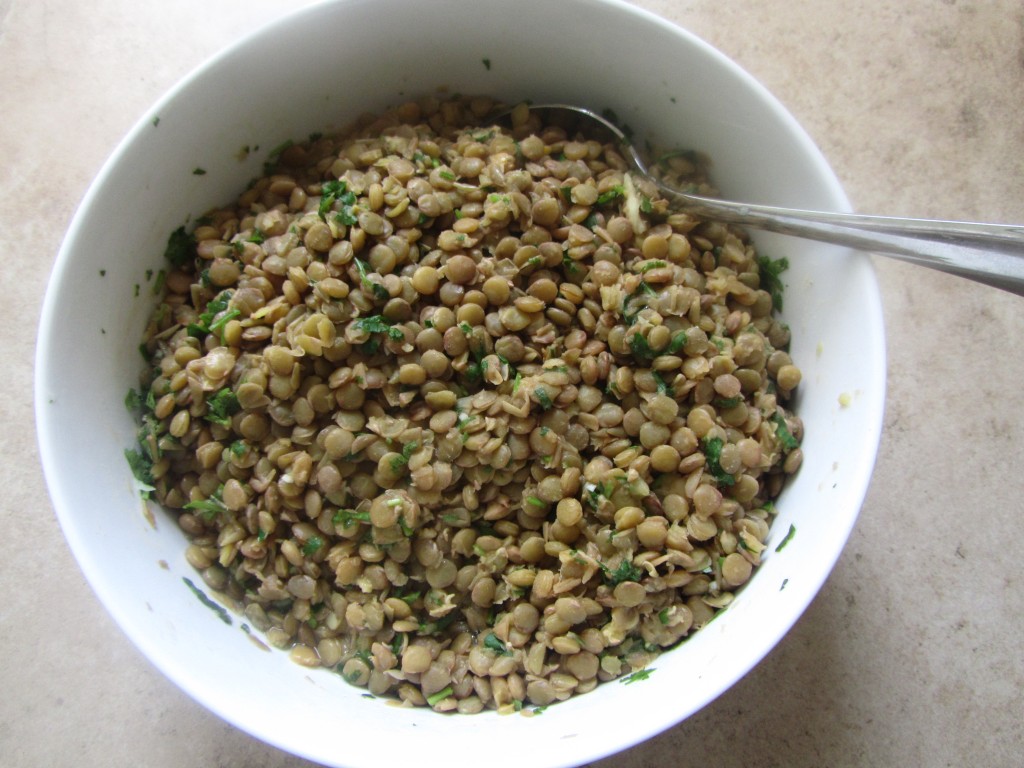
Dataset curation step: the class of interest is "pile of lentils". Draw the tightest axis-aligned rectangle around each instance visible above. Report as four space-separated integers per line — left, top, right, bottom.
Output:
131 95 803 714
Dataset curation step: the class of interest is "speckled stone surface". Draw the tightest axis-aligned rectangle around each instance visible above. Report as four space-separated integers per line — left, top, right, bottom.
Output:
3 1 1023 766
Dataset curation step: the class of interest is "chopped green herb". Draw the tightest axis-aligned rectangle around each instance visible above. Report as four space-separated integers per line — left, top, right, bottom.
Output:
247 228 266 244
600 558 643 586
619 668 654 685
628 333 656 365
183 486 227 520
426 686 454 707
124 388 144 413
302 536 324 557
124 447 154 493
665 330 688 355
535 388 553 410
640 195 654 214
651 371 670 396
183 577 232 625
703 436 736 487
756 255 790 311
354 258 390 300
638 260 667 273
192 167 207 176
228 440 247 458
163 227 195 268
526 496 546 509
481 57 492 70
204 388 240 427
439 170 456 181
187 291 234 339
333 509 371 527
353 314 404 341
483 632 511 656
512 371 522 395
151 116 160 127
562 253 581 274
596 185 625 205
775 524 797 552
771 412 800 451
318 179 357 223
658 608 670 625
151 269 166 295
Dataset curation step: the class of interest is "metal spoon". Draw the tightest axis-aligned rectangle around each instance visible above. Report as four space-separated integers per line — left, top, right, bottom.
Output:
507 104 1024 296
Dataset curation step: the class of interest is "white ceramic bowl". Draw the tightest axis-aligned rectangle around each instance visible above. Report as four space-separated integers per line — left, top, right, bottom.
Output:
36 1 885 766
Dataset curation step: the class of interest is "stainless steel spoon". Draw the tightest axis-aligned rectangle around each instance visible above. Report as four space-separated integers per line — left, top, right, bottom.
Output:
509 104 1024 296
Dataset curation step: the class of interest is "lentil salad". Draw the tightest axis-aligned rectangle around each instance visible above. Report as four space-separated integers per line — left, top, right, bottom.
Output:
128 95 803 713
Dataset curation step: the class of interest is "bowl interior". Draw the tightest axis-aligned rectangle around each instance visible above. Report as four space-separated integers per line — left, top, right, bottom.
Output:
35 1 885 766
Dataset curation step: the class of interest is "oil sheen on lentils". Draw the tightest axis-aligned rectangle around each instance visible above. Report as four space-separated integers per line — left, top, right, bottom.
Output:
130 95 804 714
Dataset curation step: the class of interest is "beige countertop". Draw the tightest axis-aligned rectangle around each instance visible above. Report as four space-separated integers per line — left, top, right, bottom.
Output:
3 1 1023 766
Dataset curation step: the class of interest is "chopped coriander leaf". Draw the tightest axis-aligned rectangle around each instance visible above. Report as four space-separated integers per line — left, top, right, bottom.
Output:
151 269 166 295
205 388 240 427
228 440 247 458
628 333 656 365
124 447 154 487
162 225 194 268
458 321 473 335
208 308 240 339
596 185 625 205
535 388 553 410
247 228 266 244
600 558 643 586
302 536 324 556
512 371 522 394
703 436 736 487
439 170 456 181
651 371 670 395
124 388 144 413
192 167 207 176
353 315 404 341
775 524 797 552
353 258 389 300
426 686 454 707
756 255 790 311
619 668 654 684
665 330 688 355
771 412 800 451
333 509 371 527
638 260 667 273
184 490 227 520
481 57 492 70
658 608 670 625
640 195 654 214
318 179 357 222
483 632 511 655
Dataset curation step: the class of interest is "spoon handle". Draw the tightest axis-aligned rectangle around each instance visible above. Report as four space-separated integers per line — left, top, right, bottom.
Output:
668 191 1024 296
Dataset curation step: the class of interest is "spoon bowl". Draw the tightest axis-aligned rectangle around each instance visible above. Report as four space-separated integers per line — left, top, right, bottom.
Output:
516 103 1024 295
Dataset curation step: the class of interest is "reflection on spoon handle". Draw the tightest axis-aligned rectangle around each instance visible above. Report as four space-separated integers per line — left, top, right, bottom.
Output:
666 190 1024 296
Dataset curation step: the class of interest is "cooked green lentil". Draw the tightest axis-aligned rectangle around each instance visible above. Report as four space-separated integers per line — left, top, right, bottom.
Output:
131 94 803 714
